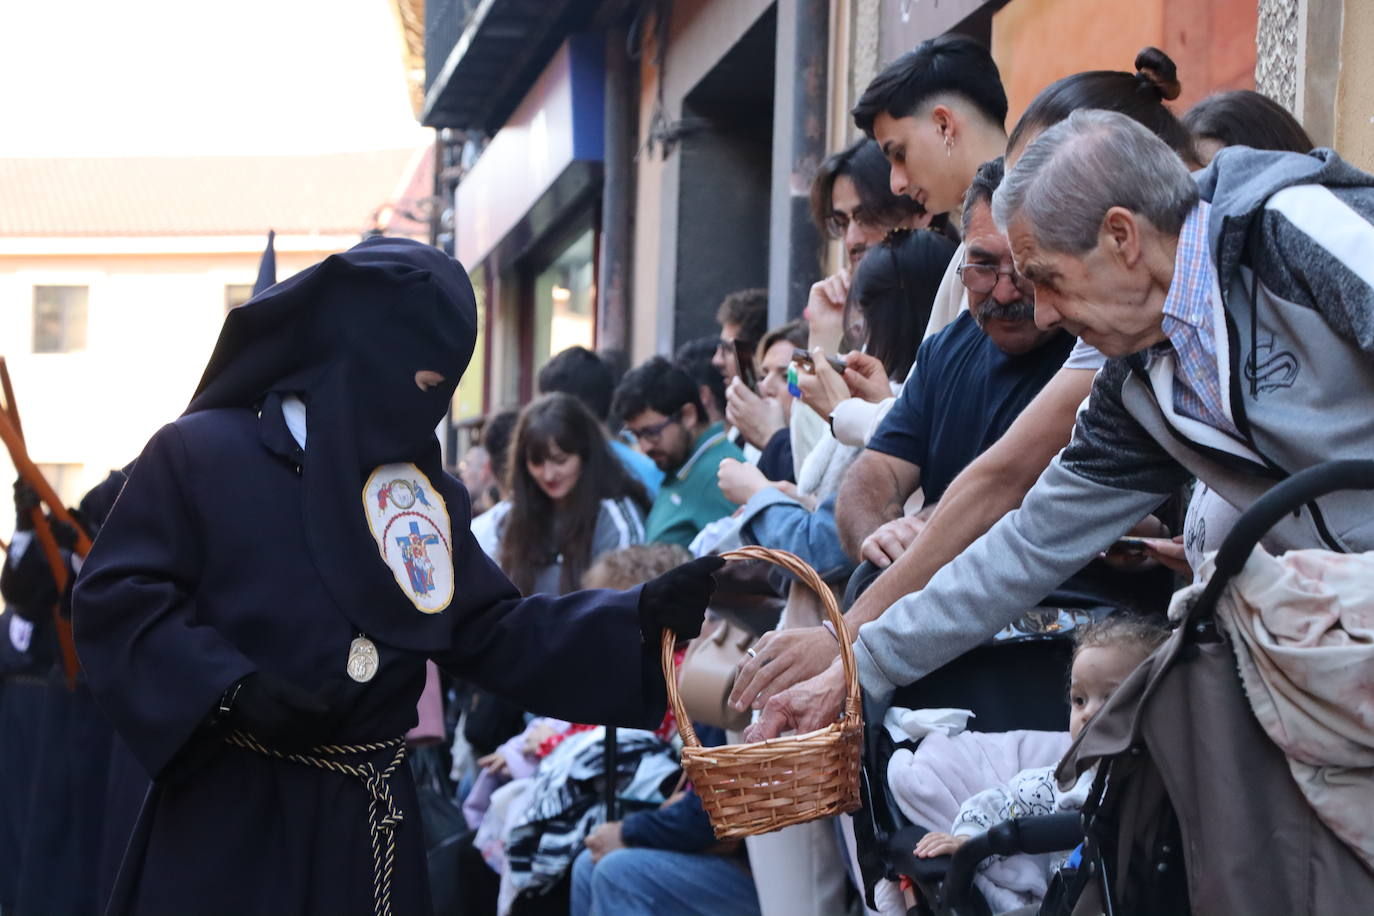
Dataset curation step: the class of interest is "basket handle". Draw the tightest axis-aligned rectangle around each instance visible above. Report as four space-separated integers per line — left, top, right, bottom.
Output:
660 546 862 749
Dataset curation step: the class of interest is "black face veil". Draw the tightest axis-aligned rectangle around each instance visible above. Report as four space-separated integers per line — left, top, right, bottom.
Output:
186 236 479 651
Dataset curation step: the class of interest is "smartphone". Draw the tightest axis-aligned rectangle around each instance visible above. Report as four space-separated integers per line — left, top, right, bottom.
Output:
1106 537 1150 558
790 347 847 374
733 339 759 392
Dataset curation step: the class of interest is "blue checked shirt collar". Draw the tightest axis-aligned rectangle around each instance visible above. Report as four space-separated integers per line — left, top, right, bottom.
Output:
1155 200 1241 437
1160 200 1214 335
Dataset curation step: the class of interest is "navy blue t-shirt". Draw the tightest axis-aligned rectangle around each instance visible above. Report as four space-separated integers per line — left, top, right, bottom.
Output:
867 312 1074 504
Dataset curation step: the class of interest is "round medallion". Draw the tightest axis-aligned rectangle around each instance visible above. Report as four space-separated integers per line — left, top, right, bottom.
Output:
388 480 416 509
347 635 379 683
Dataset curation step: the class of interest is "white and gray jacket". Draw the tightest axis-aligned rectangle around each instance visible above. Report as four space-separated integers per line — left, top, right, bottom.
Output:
504 497 646 596
856 147 1374 702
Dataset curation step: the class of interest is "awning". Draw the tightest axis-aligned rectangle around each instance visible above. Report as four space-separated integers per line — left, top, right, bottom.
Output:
422 0 600 132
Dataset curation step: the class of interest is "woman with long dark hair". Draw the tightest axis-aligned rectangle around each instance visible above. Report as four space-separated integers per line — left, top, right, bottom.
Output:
782 226 960 435
498 392 650 595
844 229 961 384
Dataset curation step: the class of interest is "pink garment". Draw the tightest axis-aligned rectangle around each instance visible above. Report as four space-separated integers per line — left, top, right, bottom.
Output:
406 661 445 747
1197 546 1374 871
462 719 573 830
887 728 1072 913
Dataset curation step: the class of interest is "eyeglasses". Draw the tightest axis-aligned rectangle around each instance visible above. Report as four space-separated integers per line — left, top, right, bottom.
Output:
626 412 679 444
824 208 887 239
956 261 1035 298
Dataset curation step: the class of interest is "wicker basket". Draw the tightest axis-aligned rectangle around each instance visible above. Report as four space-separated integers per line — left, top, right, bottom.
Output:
661 546 863 839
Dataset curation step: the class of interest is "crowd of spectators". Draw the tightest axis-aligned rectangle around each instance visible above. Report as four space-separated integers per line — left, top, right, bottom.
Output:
426 31 1371 916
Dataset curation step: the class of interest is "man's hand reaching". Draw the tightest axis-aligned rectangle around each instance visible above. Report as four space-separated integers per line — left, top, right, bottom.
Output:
859 505 935 569
742 658 848 742
728 626 838 713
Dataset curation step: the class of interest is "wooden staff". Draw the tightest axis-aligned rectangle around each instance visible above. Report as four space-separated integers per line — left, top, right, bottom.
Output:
0 364 87 687
26 501 81 689
0 357 23 441
0 414 93 557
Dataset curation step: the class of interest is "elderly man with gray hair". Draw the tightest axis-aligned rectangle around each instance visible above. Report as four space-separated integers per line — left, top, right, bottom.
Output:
749 108 1374 737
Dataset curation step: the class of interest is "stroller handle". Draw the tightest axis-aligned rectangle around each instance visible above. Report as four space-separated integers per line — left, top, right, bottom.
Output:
941 813 1083 911
1193 459 1374 620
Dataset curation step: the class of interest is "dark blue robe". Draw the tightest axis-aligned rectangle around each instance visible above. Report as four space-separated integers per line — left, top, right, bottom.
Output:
1 471 131 916
0 605 49 912
73 406 665 914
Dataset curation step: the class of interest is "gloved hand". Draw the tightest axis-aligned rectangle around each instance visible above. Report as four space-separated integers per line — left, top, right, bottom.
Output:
637 555 726 643
13 479 38 531
219 672 348 751
50 519 80 553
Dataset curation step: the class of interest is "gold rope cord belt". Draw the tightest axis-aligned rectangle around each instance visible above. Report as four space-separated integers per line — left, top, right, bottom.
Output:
225 731 408 916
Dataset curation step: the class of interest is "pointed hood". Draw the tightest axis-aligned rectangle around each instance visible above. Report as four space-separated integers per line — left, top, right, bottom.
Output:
187 235 479 650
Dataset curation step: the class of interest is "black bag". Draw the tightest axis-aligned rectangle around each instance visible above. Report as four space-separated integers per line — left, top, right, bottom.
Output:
410 746 468 914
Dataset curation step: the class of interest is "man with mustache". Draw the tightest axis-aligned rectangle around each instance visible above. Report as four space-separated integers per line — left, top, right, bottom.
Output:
831 157 1074 564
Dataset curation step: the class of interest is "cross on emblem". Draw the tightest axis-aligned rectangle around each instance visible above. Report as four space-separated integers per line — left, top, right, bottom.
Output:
395 521 441 596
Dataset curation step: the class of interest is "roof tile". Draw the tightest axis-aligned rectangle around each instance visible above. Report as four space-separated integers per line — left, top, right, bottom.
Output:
0 149 426 238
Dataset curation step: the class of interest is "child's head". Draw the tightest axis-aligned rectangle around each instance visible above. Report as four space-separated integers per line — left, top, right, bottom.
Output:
582 543 693 591
1069 615 1168 738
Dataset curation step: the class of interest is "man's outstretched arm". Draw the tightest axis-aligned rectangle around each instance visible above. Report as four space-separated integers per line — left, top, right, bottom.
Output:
747 362 1191 738
843 367 1096 629
728 367 1093 715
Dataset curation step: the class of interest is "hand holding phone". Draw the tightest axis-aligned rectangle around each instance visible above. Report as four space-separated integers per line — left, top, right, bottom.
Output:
733 340 759 392
790 347 847 375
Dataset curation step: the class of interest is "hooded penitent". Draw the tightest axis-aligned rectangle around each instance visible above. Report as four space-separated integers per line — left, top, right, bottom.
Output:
186 235 478 652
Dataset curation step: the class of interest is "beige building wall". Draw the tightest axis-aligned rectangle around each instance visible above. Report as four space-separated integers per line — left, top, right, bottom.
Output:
815 0 884 278
1258 0 1369 170
1335 0 1373 171
0 237 352 536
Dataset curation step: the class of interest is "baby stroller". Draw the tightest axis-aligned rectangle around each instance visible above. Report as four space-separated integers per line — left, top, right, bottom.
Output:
1062 459 1374 914
852 602 1118 916
848 513 1179 914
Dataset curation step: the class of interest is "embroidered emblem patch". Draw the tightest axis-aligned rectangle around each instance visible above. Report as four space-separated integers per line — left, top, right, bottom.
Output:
363 464 454 614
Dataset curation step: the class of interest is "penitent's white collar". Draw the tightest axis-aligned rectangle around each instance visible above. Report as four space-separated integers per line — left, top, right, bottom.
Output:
282 394 307 449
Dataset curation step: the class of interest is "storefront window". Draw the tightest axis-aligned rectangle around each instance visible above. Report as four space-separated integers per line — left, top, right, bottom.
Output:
454 263 487 422
532 228 595 373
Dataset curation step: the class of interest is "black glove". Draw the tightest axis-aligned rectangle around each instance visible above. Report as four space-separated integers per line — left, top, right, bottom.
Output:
13 479 38 531
637 555 726 643
49 519 79 553
219 672 348 751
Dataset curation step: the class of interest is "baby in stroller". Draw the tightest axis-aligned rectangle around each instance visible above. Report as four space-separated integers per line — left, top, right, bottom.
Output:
911 615 1167 909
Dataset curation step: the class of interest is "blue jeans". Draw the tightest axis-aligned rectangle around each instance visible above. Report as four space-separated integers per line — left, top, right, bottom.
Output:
570 846 761 916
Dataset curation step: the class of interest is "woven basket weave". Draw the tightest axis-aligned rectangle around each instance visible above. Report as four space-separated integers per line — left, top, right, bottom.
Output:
661 546 862 839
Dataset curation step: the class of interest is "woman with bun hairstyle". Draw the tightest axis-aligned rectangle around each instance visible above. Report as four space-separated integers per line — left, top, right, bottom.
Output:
1184 89 1314 165
1007 47 1196 162
498 392 650 596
